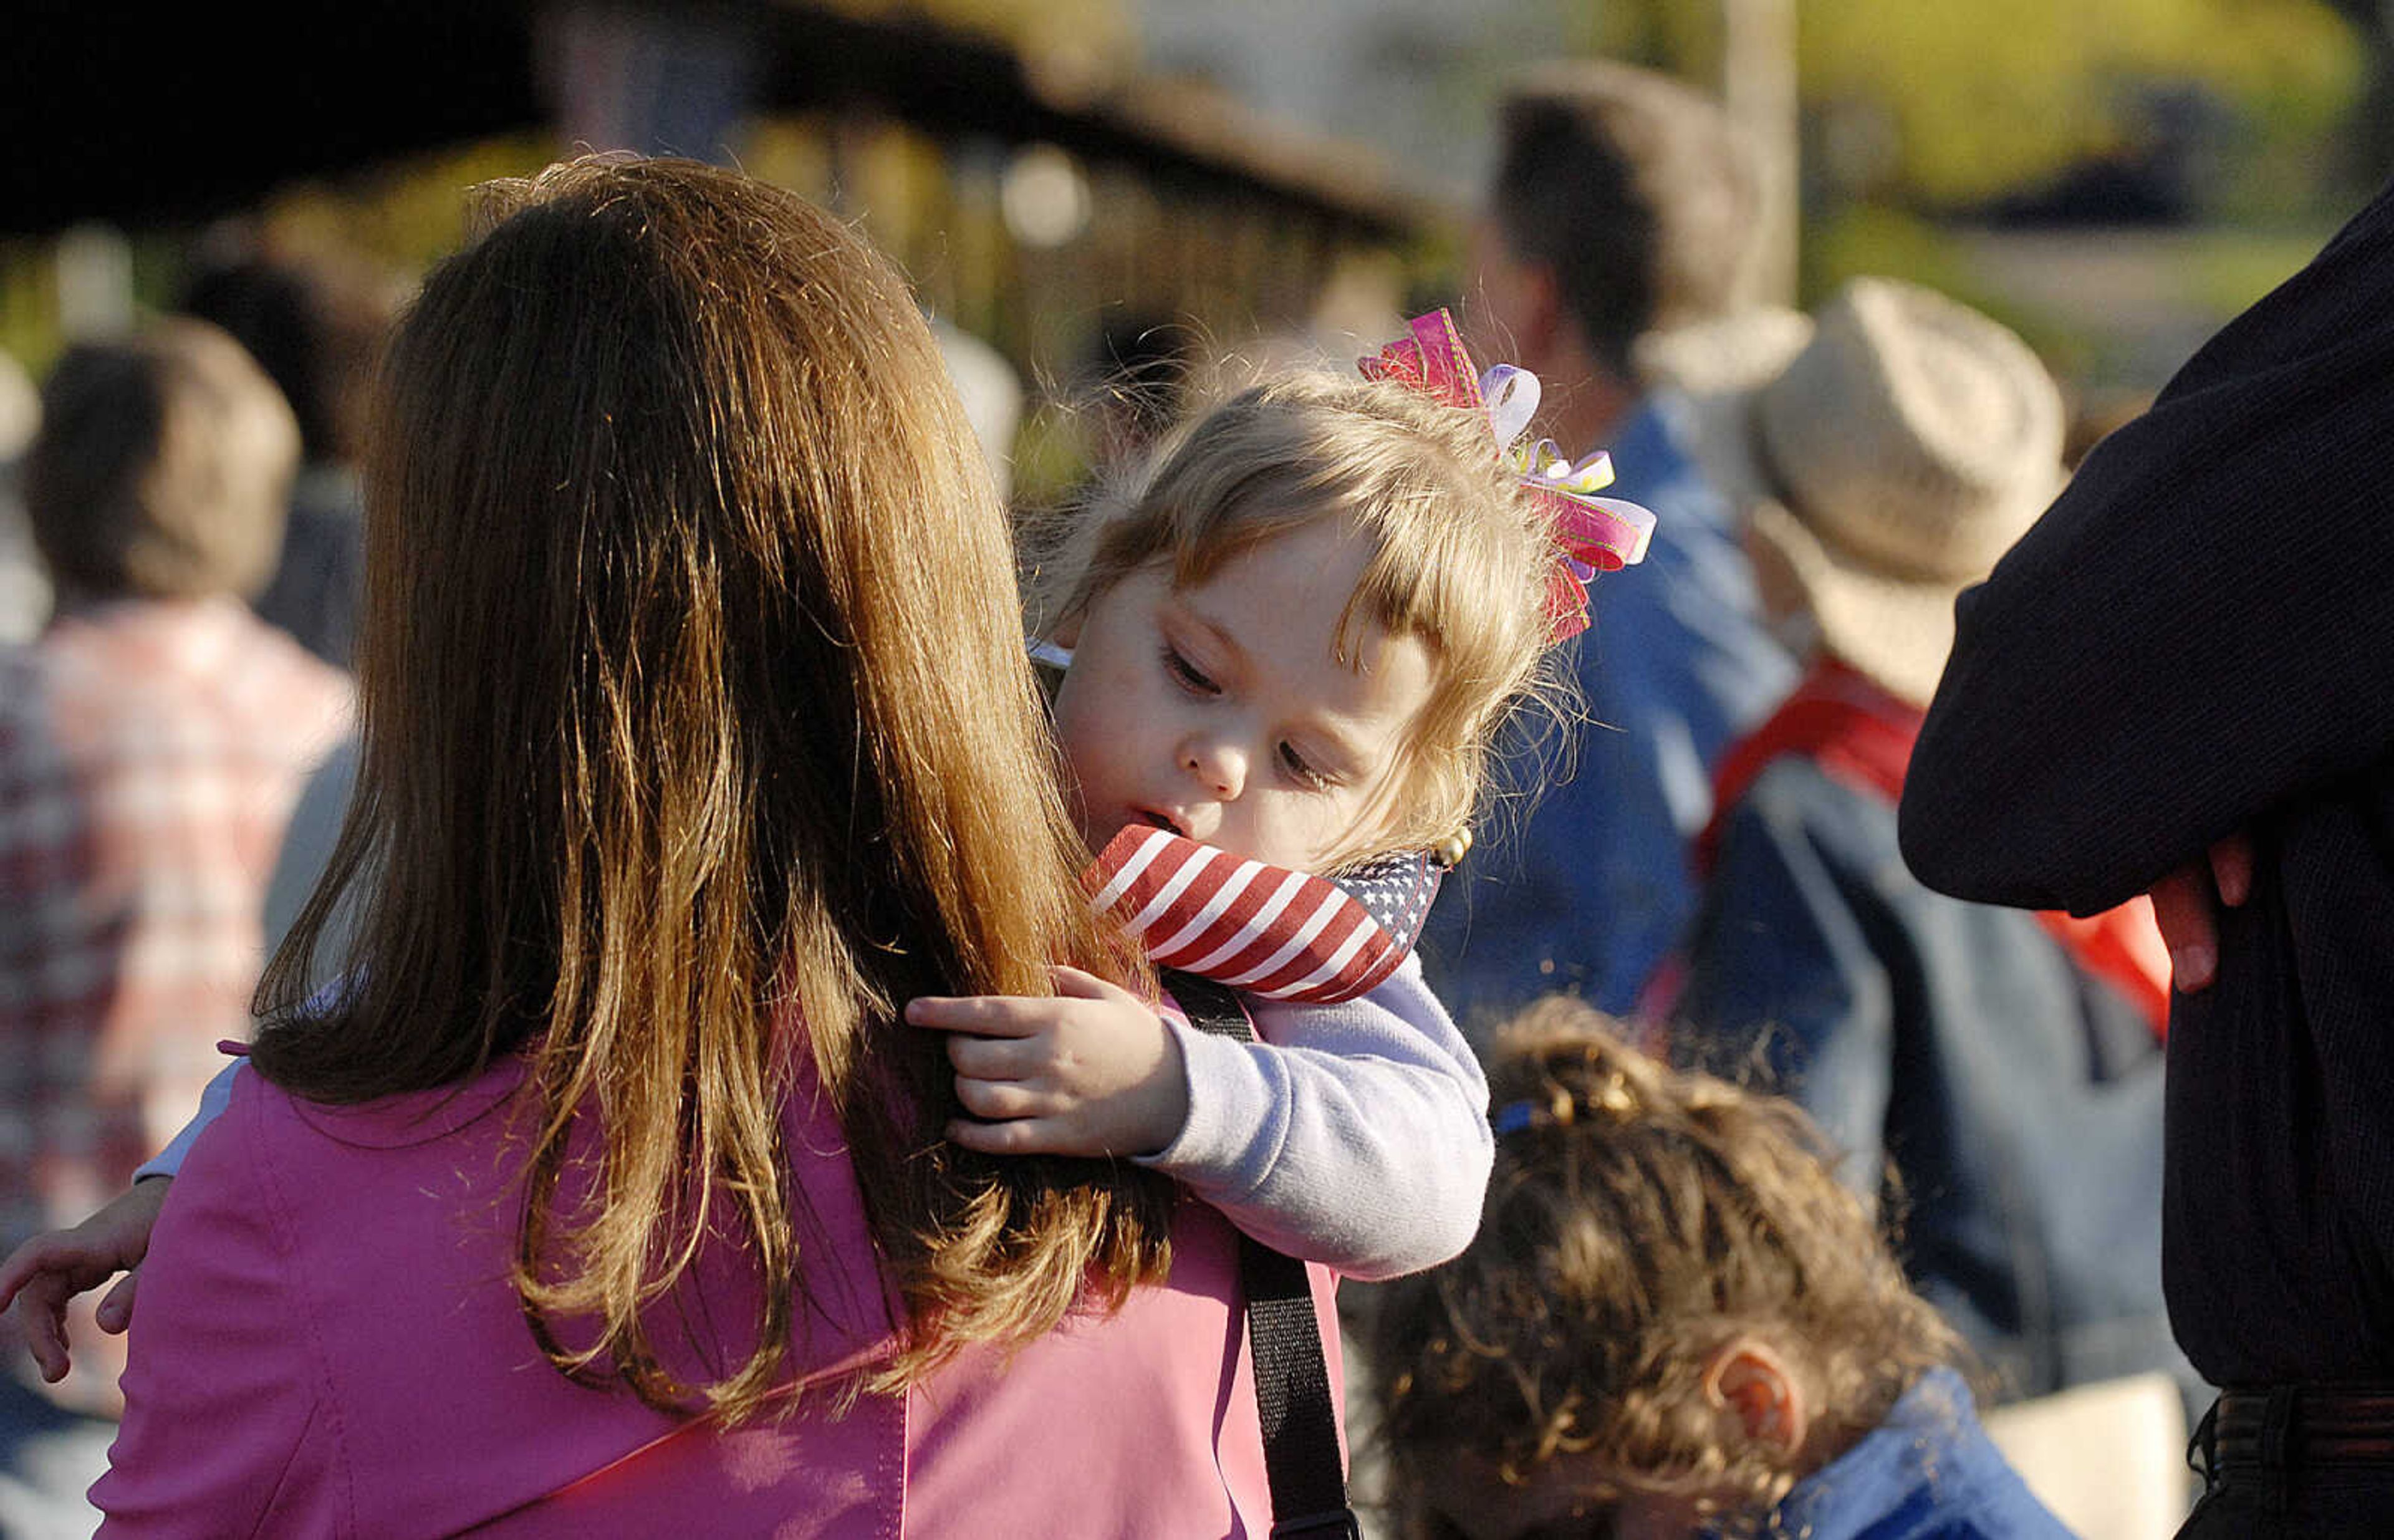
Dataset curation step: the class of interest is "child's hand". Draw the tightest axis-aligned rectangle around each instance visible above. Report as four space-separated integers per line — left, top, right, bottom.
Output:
0 1177 171 1382
906 966 1190 1159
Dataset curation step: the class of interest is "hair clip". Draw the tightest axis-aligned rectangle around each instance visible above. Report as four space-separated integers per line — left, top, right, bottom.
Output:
1358 310 1655 643
1491 1097 1554 1136
1491 1072 1638 1136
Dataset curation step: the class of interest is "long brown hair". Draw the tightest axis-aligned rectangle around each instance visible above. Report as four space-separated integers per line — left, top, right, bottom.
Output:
253 156 1171 1420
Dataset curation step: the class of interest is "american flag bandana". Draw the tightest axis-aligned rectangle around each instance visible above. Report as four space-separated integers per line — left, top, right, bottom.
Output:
1085 827 1445 1004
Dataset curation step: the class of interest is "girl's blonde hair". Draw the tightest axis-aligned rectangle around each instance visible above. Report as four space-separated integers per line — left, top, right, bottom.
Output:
252 156 1172 1422
1370 998 1961 1536
1025 368 1567 860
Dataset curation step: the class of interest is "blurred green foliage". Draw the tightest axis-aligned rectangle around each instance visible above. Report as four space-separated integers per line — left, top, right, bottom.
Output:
1804 0 2358 203
2178 222 2342 309
1801 203 2092 370
257 135 563 276
1584 0 2361 208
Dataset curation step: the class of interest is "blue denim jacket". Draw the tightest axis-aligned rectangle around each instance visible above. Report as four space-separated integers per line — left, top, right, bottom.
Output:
1764 1370 2070 1539
1420 392 1797 1027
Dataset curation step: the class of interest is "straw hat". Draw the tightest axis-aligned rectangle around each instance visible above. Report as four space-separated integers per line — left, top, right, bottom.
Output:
1633 304 1814 397
1686 277 2065 706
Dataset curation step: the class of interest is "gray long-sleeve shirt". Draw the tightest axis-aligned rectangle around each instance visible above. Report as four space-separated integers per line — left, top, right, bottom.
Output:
1143 954 1490 1280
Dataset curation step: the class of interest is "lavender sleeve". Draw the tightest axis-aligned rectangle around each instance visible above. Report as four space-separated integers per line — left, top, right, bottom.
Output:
133 1059 243 1183
1137 954 1491 1280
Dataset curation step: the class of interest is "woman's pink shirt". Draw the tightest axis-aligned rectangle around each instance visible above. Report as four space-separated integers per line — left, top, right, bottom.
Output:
92 1054 1342 1537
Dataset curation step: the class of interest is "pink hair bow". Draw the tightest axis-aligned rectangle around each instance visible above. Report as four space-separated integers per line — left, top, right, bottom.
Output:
1359 309 1654 642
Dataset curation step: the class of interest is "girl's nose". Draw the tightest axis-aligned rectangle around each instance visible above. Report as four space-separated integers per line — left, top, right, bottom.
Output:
1181 736 1247 800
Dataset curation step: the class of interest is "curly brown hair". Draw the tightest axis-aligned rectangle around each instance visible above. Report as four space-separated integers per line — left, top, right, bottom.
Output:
1370 998 1959 1536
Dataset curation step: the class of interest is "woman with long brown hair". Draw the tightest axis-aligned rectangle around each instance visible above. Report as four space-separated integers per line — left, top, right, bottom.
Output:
90 156 1306 1536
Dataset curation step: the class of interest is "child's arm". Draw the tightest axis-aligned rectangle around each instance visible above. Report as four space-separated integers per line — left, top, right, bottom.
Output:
905 969 1192 1162
0 1179 170 1381
909 955 1491 1279
0 1057 243 1379
1155 954 1491 1280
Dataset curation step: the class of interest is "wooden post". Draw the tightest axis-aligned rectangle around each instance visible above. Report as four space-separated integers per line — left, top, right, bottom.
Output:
1720 0 1800 305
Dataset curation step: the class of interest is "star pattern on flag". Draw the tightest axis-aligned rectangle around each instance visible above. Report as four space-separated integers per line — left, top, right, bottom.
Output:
1085 827 1445 1004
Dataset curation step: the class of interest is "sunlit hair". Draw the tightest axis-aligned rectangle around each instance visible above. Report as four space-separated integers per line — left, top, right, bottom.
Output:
1492 61 1763 377
1370 998 1960 1537
1024 369 1566 864
252 156 1171 1421
24 318 299 602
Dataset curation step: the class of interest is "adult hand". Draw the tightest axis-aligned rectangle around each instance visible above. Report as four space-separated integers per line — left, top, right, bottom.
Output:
2147 835 2254 993
906 966 1191 1158
0 1177 171 1382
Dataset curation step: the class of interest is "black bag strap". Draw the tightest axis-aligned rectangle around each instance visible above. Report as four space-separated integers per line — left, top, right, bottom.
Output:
1161 969 1361 1540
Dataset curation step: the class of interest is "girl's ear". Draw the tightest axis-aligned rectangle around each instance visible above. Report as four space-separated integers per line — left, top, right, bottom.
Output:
1701 1335 1810 1456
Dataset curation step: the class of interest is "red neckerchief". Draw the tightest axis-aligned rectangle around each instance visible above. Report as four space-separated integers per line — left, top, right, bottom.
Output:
1698 658 2171 1039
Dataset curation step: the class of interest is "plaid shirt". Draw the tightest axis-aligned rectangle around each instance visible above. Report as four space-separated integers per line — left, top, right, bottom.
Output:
0 599 349 1258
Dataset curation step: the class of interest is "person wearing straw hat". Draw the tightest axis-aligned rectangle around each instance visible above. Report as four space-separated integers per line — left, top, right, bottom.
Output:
1901 176 2394 1536
1668 277 2193 1414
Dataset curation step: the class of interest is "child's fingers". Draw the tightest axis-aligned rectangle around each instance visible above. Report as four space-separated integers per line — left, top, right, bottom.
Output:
7 1277 72 1382
953 1076 1052 1123
943 1034 1041 1082
946 1116 1082 1157
904 995 1047 1038
96 1269 139 1335
0 1234 79 1312
1050 966 1142 1007
0 1245 40 1311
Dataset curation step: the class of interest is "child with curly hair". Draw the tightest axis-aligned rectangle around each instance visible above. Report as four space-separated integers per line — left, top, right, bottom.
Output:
1370 997 2067 1539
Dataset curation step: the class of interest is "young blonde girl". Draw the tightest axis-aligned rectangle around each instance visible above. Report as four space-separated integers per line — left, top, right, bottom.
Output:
1370 997 2065 1539
906 329 1650 1277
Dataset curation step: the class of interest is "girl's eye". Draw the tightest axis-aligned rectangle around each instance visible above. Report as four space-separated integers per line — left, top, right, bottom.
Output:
1162 645 1217 695
1278 741 1332 791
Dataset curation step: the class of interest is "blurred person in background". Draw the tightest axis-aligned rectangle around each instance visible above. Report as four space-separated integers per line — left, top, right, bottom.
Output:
179 254 394 671
1421 61 1800 1029
0 320 347 1538
0 349 45 644
1372 996 2065 1540
1667 278 2188 1415
1901 178 2394 1538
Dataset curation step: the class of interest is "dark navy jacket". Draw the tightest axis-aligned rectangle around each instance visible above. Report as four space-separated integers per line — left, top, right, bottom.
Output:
1681 757 2185 1402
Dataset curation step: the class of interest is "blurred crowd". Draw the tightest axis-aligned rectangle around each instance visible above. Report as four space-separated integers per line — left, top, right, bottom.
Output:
0 51 2379 1540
